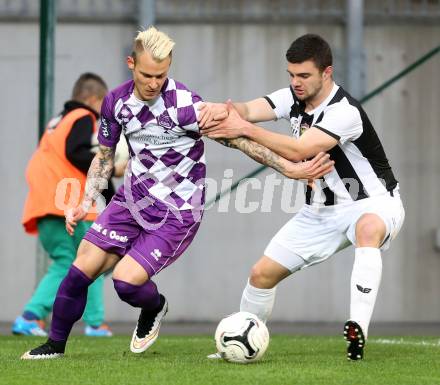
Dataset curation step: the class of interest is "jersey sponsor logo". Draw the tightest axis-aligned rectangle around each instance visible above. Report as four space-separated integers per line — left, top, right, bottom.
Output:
356 284 372 294
290 117 300 137
120 108 131 124
91 222 103 232
131 131 176 146
109 230 128 243
150 248 162 261
290 117 310 137
92 223 128 243
101 117 111 139
157 111 175 130
300 122 310 136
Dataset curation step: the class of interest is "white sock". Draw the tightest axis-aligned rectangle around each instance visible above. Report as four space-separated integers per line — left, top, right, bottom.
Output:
350 247 382 338
240 279 276 323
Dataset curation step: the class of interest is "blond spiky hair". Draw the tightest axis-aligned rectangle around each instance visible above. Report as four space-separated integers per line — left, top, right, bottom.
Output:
134 26 175 61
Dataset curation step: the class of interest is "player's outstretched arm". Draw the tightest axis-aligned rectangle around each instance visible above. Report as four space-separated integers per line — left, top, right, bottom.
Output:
66 144 115 235
215 137 333 181
202 101 337 162
198 98 276 129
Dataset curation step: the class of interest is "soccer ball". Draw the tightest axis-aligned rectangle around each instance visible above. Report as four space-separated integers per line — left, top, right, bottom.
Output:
215 312 270 364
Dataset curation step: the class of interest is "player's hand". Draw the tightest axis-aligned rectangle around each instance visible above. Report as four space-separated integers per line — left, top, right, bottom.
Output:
201 100 248 139
286 152 334 184
65 206 88 236
198 102 228 129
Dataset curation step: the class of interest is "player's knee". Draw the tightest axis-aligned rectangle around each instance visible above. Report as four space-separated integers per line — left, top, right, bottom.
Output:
111 263 126 282
112 278 138 306
112 256 149 285
355 214 386 247
73 246 100 279
249 265 275 289
112 263 135 284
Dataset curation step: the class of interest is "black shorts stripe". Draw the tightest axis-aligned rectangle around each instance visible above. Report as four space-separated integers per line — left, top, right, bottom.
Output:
305 184 313 205
380 233 391 248
322 185 336 206
305 179 335 206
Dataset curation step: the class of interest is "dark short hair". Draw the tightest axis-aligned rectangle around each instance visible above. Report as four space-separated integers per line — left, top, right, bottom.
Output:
285 34 333 72
71 72 108 101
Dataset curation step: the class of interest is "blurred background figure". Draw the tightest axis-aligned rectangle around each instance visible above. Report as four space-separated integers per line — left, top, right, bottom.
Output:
13 73 127 337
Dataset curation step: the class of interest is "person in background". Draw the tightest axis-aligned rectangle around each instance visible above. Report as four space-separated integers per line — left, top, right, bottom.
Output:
14 73 126 337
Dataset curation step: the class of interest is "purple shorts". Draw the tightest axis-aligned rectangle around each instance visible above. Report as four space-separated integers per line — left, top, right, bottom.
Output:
83 187 203 277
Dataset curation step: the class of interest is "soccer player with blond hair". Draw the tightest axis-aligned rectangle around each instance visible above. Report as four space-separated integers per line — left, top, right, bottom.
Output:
22 27 333 359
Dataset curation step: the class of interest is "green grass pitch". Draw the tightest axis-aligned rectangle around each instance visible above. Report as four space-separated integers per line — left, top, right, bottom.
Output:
1 335 439 385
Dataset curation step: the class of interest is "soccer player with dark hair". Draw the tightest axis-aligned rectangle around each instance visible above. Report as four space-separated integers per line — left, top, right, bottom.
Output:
201 33 405 361
21 28 333 360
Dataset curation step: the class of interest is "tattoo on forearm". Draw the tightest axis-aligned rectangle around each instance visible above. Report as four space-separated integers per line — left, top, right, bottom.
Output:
215 138 238 149
83 145 115 208
215 138 289 175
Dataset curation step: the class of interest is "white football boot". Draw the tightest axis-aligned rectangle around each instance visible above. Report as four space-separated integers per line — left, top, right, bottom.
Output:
130 294 168 353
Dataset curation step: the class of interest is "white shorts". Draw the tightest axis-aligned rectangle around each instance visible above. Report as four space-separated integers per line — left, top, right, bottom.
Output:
264 192 405 272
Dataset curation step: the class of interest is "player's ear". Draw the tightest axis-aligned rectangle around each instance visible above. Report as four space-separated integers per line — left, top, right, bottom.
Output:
323 66 333 80
127 56 135 70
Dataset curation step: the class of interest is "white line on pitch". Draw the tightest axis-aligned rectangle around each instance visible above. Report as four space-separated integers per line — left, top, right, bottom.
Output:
370 338 440 347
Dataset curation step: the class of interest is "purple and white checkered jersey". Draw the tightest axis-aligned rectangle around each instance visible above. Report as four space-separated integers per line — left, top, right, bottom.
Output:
98 78 206 211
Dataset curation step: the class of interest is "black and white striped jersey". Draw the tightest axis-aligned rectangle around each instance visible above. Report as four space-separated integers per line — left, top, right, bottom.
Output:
265 82 398 206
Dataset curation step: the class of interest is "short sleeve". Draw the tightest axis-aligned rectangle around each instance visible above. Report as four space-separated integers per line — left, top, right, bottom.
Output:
314 102 363 145
97 92 122 148
176 88 204 132
264 88 293 120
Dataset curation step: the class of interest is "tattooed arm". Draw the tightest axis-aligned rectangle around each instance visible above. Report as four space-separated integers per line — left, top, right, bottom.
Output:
215 138 334 181
65 145 115 235
82 145 116 211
